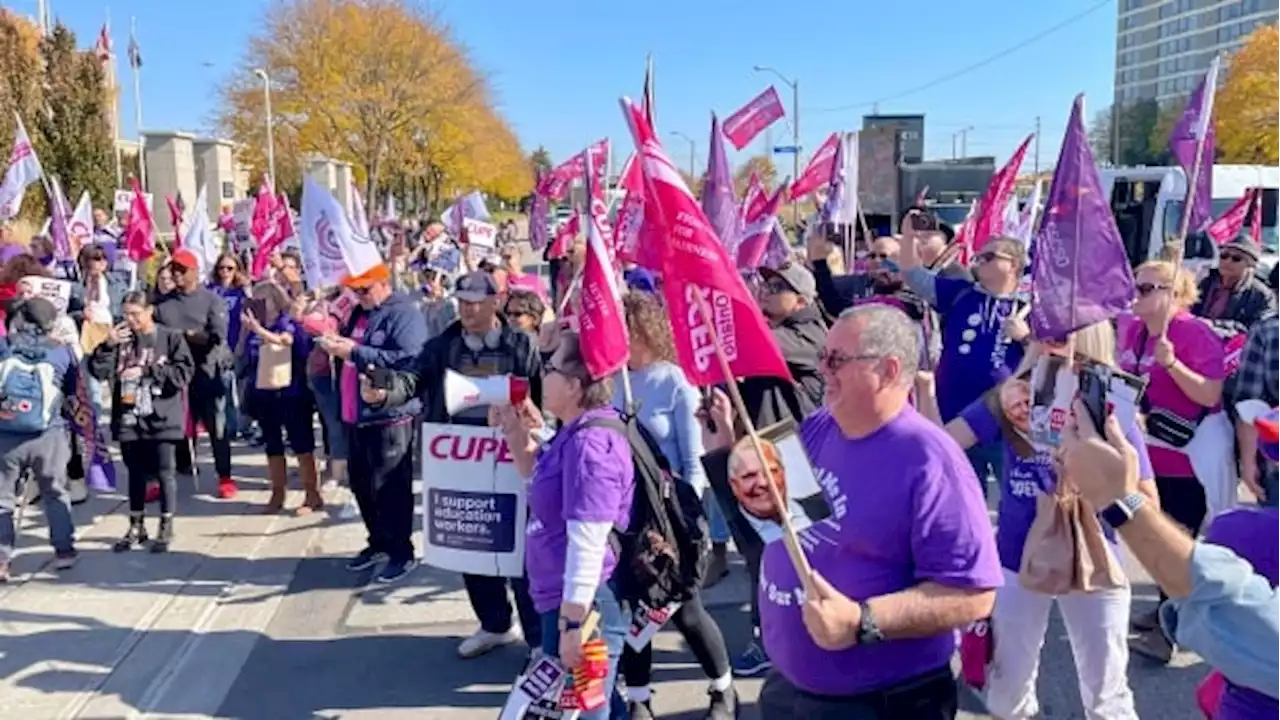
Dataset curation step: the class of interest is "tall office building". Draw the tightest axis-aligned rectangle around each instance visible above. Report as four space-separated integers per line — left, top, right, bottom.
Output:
1115 0 1278 105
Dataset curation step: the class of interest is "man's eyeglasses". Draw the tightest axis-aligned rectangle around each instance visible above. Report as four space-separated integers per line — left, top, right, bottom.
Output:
1135 282 1170 297
819 348 881 372
975 251 1013 264
763 278 794 295
867 252 895 261
352 286 374 296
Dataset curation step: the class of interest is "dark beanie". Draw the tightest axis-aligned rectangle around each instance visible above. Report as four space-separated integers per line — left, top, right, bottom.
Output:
15 297 58 334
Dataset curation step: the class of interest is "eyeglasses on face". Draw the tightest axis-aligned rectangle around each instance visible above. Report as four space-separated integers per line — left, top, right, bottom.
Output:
217 264 236 272
867 252 895 261
1135 282 1170 297
976 251 1013 264
818 348 881 372
1219 253 1250 263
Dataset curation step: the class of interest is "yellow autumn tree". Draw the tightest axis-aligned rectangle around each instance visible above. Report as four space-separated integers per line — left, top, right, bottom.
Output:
1216 25 1279 164
215 0 528 208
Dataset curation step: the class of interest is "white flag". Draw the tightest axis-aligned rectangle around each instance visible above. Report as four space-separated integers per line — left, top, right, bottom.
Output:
68 191 93 252
382 193 398 223
833 131 860 226
1013 180 1043 249
351 185 371 239
0 116 44 221
300 177 382 289
440 190 490 236
183 186 220 277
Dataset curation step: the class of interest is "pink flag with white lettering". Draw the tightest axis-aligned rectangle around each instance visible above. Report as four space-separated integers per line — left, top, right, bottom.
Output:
537 139 609 200
1205 188 1256 245
722 86 785 151
620 96 789 385
789 132 841 200
737 181 788 269
578 150 630 379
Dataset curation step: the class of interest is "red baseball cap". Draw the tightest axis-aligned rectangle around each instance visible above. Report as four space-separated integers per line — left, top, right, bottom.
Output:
170 249 200 270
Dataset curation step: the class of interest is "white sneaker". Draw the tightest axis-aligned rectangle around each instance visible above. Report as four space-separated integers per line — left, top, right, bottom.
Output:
338 497 360 521
457 627 522 659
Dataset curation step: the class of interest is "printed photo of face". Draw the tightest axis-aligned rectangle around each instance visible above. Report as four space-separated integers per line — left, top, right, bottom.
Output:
1000 378 1032 433
728 438 787 523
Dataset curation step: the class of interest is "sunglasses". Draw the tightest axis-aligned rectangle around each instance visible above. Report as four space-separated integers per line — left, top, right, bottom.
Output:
1220 253 1251 263
976 251 1013 264
867 252 896 261
352 286 374 296
217 265 236 271
764 278 794 294
1135 282 1170 297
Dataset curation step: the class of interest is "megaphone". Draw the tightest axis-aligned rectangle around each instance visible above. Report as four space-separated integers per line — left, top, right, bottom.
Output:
444 369 531 415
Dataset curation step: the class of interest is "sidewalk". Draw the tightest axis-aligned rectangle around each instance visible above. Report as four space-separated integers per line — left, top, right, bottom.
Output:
0 440 1210 719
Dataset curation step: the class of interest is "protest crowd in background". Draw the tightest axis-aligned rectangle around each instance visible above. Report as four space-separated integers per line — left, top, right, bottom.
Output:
0 56 1278 720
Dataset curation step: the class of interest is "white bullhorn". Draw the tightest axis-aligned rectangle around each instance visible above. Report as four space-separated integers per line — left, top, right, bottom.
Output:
444 369 530 415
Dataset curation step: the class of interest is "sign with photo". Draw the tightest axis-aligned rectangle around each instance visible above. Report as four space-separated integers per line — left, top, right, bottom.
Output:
420 423 527 577
708 418 831 547
1028 355 1144 462
113 189 154 215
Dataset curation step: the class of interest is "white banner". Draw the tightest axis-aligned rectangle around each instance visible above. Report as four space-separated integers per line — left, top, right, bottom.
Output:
0 116 43 221
420 423 527 577
69 191 93 253
299 177 382 289
463 217 497 248
20 276 73 314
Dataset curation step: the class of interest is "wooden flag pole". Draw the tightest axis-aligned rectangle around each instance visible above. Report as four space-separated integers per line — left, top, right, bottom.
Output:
689 283 815 595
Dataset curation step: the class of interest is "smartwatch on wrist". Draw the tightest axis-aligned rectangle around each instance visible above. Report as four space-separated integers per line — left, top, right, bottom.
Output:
855 601 884 645
1099 492 1145 528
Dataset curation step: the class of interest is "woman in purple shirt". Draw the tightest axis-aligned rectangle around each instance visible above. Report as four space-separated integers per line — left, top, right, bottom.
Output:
496 333 634 720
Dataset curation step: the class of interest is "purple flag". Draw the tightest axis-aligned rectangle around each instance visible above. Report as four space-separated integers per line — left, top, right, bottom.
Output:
820 132 846 224
1030 94 1135 341
529 181 550 251
1168 55 1220 236
762 223 792 270
47 177 73 261
701 113 739 250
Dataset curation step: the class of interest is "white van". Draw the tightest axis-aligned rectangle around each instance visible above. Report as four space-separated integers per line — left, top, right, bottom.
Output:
1099 164 1278 277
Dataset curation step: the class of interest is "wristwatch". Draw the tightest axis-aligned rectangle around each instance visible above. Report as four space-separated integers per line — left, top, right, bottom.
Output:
855 601 884 645
1100 492 1146 528
558 616 584 633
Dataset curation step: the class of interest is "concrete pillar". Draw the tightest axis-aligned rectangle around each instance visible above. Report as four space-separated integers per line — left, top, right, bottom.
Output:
143 131 197 236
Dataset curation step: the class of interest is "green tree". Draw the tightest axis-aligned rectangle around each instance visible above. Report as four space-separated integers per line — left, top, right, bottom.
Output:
34 24 114 213
530 146 553 177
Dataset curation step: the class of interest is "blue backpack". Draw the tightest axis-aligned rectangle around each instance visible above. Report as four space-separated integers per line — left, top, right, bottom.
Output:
0 338 65 434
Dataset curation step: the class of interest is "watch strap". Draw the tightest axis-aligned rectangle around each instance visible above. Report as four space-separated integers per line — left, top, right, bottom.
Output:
856 601 884 645
1100 492 1145 528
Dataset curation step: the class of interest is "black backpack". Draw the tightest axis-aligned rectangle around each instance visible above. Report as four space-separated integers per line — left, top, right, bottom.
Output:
584 414 710 607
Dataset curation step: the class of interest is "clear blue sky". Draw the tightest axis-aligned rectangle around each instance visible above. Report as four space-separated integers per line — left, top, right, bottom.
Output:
35 0 1116 174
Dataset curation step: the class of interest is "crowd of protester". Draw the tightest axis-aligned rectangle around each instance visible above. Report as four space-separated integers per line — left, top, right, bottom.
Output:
0 200 1275 720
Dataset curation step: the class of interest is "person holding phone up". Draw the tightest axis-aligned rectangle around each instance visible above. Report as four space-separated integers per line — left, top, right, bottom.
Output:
89 292 195 555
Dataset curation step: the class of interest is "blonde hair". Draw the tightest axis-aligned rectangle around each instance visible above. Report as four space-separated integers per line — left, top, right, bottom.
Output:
728 436 782 478
1135 259 1199 309
1012 319 1117 378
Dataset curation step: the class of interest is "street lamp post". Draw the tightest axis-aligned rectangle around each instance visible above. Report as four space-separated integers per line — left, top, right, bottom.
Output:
753 65 799 228
669 131 697 181
951 126 974 159
254 68 276 189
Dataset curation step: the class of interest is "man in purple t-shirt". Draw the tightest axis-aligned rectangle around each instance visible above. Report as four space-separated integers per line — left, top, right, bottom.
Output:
706 303 1003 717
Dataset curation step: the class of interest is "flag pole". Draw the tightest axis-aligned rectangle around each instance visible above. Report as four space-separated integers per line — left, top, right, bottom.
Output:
107 10 122 188
130 16 146 190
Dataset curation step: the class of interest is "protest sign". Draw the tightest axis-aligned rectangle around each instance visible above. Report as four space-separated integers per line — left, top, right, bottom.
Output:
624 601 681 651
113 189 153 215
707 418 830 547
420 423 527 577
232 198 256 234
463 217 498 248
20 276 73 314
1027 355 1144 465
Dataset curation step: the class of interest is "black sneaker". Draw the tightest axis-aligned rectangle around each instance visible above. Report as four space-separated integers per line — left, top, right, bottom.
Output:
375 558 418 585
730 641 770 678
53 550 78 571
707 686 738 720
345 548 387 572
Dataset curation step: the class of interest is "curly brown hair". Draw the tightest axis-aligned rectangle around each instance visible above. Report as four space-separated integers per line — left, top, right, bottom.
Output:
0 254 50 286
623 291 676 364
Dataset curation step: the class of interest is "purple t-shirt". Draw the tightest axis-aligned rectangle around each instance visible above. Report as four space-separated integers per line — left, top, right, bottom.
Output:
758 406 1003 696
960 398 1153 571
524 407 636 614
931 277 1025 422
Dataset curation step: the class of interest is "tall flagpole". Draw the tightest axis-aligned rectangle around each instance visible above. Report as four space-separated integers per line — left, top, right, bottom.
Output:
130 16 146 190
108 12 123 188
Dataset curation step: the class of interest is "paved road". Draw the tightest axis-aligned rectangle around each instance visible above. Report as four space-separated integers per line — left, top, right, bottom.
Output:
0 443 1212 719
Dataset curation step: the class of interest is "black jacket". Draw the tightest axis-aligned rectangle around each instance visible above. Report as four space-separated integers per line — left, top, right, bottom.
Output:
153 287 230 384
384 318 543 425
1193 270 1277 335
738 305 826 429
88 326 194 443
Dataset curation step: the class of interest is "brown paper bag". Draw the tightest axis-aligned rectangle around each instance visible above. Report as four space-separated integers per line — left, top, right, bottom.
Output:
255 342 293 391
1072 498 1126 592
1018 492 1077 595
80 321 112 356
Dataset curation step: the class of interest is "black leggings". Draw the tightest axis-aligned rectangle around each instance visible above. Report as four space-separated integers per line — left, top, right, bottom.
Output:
1155 474 1207 603
620 592 731 688
121 440 178 515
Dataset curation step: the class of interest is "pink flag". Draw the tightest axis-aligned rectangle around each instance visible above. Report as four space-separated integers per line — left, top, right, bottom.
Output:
1249 186 1263 244
275 192 295 242
620 96 790 385
166 194 184 248
578 150 629 379
615 153 665 269
789 132 841 200
971 134 1033 252
124 177 155 262
722 86 785 151
250 188 288 280
249 175 277 243
1206 189 1256 245
537 139 609 200
737 182 788 269
548 211 580 260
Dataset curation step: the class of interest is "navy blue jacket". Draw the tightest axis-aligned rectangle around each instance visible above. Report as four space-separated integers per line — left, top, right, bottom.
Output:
343 292 428 425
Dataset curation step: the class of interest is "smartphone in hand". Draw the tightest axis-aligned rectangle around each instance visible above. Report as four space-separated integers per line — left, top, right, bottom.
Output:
1078 363 1109 434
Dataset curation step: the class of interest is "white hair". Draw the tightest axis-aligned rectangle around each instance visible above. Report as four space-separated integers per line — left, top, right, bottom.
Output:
837 304 920 386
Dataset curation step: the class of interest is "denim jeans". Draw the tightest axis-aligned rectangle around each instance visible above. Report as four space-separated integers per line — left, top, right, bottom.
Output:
0 428 75 561
537 582 628 720
309 374 348 461
704 491 732 544
222 370 240 439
